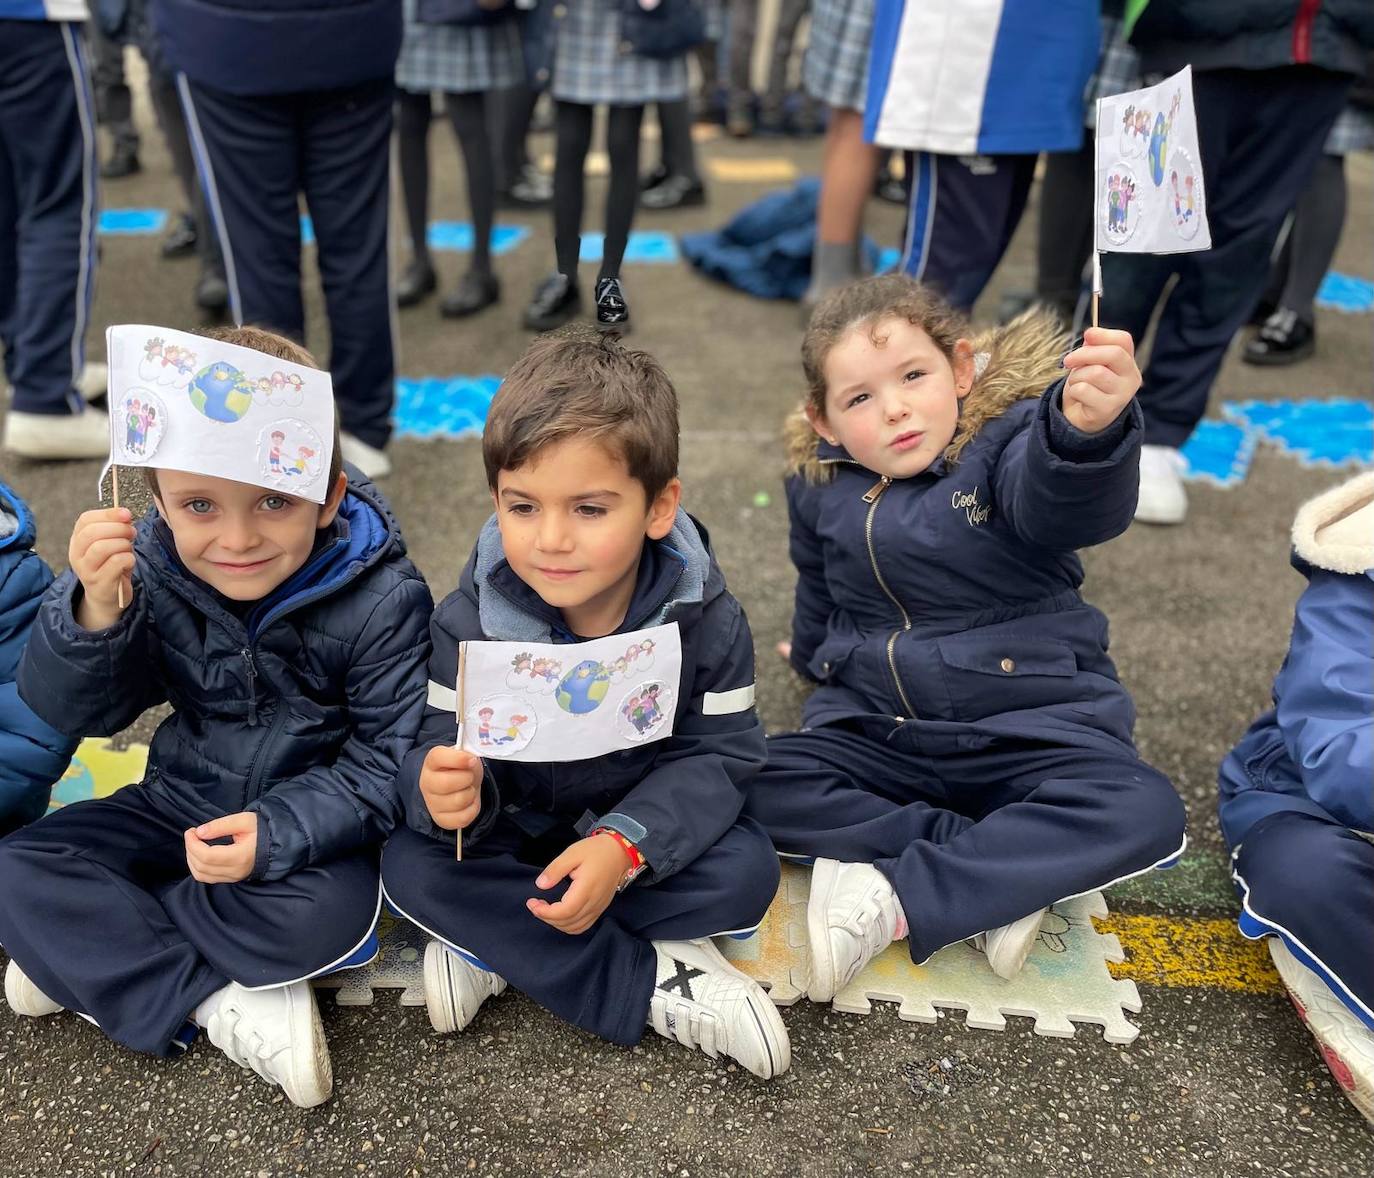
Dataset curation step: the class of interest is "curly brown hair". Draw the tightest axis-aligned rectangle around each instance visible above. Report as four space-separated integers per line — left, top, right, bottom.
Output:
792 275 1068 475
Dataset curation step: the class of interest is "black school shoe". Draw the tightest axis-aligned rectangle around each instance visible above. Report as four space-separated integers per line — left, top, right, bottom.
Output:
161 213 198 259
1243 309 1316 367
523 272 581 331
397 257 437 308
594 277 631 333
641 174 707 211
640 162 671 193
441 270 500 319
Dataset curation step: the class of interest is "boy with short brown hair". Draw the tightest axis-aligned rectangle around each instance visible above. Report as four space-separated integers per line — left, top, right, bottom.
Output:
382 329 790 1078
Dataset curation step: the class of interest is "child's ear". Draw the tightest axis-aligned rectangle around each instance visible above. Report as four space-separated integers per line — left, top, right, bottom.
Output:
804 403 839 446
315 472 349 528
645 477 682 541
952 339 976 400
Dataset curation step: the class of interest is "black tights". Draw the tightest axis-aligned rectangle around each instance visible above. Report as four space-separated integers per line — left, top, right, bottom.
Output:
396 88 497 275
553 101 644 282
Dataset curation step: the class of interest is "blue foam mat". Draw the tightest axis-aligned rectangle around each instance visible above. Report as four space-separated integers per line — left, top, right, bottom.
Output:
1178 419 1256 488
97 208 168 235
1315 272 1374 314
1224 399 1374 469
579 231 679 264
299 215 528 254
393 374 502 439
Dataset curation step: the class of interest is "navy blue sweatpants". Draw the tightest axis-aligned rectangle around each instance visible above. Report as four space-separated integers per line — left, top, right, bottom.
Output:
900 151 1037 314
0 784 381 1057
744 723 1187 964
177 76 396 449
1100 66 1351 448
381 815 780 1046
0 20 98 416
1233 810 1374 1031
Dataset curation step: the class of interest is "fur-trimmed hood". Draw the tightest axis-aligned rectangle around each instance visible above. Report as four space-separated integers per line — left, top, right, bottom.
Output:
785 308 1070 481
1292 470 1374 577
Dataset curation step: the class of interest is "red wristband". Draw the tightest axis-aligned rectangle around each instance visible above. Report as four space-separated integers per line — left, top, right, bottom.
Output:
593 827 644 872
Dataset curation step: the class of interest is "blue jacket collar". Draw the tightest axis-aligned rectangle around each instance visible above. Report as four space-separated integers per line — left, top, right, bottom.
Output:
0 479 35 554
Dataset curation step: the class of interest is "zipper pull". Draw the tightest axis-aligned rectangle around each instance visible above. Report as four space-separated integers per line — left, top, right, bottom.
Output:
861 476 891 504
241 648 259 726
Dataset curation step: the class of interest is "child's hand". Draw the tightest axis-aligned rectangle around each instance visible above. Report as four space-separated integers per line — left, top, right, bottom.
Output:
527 834 627 935
185 813 258 884
420 745 483 830
776 640 792 663
68 507 135 631
1061 327 1141 436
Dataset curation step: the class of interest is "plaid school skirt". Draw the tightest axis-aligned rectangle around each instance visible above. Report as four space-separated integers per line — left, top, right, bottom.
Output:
396 0 527 95
550 0 689 106
802 0 875 113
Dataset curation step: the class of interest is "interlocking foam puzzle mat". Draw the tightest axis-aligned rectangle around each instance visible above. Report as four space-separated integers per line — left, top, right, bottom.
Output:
718 863 1144 1043
1224 399 1374 469
49 738 149 810
313 914 429 1007
579 231 680 264
299 215 530 255
393 374 501 440
1316 272 1374 313
97 208 168 235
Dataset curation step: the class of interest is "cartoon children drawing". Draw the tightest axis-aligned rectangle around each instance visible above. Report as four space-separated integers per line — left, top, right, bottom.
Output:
125 398 142 453
287 445 316 477
268 430 286 473
493 714 529 745
476 706 495 746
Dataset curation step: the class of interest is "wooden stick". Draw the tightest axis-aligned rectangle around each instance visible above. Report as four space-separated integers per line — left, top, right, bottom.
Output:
1091 251 1102 330
455 641 467 861
112 465 127 610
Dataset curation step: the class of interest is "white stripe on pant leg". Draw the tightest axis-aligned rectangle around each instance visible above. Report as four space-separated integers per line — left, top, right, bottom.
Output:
60 24 98 415
176 72 243 325
915 154 938 282
239 881 384 991
380 881 494 970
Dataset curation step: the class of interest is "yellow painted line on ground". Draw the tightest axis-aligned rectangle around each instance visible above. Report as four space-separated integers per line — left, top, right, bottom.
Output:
707 158 800 183
1097 914 1284 995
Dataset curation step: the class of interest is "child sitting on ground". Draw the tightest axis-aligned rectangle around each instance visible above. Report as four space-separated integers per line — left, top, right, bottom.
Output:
381 329 790 1079
0 478 78 835
746 274 1188 1000
1219 470 1373 1124
0 327 433 1108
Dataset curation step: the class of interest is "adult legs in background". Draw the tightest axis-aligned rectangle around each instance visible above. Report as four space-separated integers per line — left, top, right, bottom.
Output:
759 0 812 132
394 88 437 307
1245 153 1347 366
592 104 644 329
641 100 705 210
493 83 551 207
725 0 758 136
900 151 1037 314
442 89 501 316
808 106 878 304
88 16 139 177
523 99 592 330
1034 141 1096 327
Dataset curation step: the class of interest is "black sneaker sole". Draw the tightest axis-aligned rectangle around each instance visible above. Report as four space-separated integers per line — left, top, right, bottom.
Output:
1241 339 1316 367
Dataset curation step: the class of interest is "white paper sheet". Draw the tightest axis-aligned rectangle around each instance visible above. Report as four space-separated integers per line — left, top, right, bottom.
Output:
1095 66 1211 257
453 623 683 763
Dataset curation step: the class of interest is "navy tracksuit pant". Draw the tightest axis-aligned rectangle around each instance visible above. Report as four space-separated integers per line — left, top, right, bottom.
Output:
178 76 396 449
745 723 1187 964
0 20 98 417
900 151 1038 314
1101 66 1351 448
381 814 780 1046
0 784 381 1057
1232 811 1374 1031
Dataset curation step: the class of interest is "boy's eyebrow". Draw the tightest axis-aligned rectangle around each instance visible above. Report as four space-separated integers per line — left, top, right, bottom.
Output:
499 487 623 502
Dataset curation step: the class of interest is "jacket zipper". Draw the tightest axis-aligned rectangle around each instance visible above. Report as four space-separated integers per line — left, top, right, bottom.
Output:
861 476 918 718
241 648 259 726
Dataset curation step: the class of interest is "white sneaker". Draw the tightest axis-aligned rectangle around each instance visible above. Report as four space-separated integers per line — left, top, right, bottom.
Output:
78 363 108 402
2 407 110 460
969 906 1048 980
648 940 791 1079
196 981 332 1108
339 432 392 479
1136 443 1188 525
1270 939 1374 1123
805 859 906 1003
422 940 507 1034
4 959 63 1017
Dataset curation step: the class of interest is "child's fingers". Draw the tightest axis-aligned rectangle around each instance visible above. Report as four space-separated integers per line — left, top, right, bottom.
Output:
535 846 581 891
775 640 792 662
80 538 136 574
195 812 257 841
1082 326 1135 355
1062 344 1132 374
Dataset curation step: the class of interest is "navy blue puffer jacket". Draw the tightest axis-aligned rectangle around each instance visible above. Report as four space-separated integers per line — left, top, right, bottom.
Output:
0 481 78 835
18 471 433 879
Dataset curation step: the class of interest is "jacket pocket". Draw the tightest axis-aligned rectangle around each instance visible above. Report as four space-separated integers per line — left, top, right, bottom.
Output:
935 634 1094 722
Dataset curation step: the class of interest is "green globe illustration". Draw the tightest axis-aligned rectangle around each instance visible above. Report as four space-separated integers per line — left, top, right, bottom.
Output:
189 362 254 423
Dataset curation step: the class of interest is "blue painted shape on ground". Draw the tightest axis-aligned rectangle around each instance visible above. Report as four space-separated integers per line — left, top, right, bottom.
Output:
1316 272 1374 313
427 222 530 255
98 208 168 235
301 213 315 245
393 374 502 439
1225 399 1374 469
580 231 680 264
1179 419 1256 488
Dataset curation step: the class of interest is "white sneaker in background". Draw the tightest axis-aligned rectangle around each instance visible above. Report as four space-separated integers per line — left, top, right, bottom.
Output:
339 432 392 479
4 959 63 1017
422 940 507 1034
805 859 906 1003
969 906 1049 980
2 407 110 460
1136 443 1188 525
196 981 332 1108
1270 938 1374 1124
78 363 108 402
648 939 790 1079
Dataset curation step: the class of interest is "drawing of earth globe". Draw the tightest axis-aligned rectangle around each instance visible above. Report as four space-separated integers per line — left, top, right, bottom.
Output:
189 362 254 423
555 660 610 714
1148 113 1168 185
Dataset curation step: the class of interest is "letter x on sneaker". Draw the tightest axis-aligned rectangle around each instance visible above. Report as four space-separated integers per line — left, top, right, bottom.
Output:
648 939 790 1079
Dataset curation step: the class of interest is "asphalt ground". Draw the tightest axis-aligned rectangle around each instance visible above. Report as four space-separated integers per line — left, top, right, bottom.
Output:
1 99 1372 1176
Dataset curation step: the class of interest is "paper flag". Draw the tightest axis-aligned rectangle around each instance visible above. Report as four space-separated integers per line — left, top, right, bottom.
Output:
452 624 683 763
102 325 337 505
1095 66 1212 257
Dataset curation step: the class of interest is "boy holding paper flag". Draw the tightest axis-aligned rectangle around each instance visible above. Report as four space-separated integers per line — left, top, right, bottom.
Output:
382 329 790 1080
0 326 433 1108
